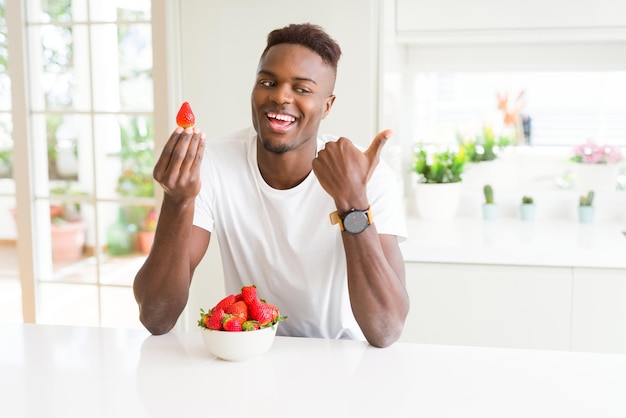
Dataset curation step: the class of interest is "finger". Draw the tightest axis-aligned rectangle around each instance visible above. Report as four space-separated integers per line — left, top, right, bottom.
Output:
154 127 184 179
180 130 206 174
162 127 195 177
364 129 393 161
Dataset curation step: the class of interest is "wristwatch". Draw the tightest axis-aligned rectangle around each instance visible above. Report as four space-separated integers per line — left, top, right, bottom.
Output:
329 206 373 234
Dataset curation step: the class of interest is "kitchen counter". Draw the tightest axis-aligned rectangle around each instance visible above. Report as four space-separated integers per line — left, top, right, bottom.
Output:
1 323 625 417
401 217 626 269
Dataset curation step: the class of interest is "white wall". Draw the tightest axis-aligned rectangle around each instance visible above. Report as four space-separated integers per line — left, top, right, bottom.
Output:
178 0 381 147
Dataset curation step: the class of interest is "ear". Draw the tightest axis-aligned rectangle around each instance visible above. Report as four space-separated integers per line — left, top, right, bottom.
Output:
321 95 336 119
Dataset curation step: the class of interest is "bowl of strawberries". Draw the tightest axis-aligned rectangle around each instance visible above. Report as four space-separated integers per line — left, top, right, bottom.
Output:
198 285 286 362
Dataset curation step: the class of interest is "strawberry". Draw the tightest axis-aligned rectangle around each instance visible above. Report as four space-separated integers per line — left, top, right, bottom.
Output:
242 320 260 331
224 300 248 324
205 308 225 330
222 315 243 332
241 285 258 305
248 299 274 326
197 308 210 328
176 101 195 128
212 294 237 312
265 302 280 322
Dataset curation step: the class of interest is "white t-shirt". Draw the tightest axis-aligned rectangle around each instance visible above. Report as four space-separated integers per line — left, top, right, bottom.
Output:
193 127 407 341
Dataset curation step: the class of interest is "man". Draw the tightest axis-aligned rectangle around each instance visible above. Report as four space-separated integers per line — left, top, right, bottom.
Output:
133 23 409 348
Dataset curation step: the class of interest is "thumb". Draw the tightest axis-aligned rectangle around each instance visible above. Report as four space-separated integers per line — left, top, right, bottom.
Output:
364 129 393 161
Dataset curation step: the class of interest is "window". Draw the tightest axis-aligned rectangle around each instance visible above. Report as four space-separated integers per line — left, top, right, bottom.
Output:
2 0 162 327
399 41 626 194
410 71 626 148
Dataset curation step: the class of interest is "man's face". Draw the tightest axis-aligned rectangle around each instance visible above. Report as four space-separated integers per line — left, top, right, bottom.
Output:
251 43 336 154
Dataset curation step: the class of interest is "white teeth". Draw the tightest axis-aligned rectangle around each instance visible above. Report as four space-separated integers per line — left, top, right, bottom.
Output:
267 112 295 122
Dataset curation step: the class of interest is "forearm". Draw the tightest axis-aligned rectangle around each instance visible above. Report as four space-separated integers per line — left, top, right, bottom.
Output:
133 196 197 334
342 227 409 348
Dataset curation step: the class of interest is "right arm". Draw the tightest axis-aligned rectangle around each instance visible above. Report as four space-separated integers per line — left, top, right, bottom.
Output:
133 127 209 335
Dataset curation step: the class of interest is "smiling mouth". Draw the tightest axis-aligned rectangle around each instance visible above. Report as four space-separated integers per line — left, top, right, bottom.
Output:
266 112 296 131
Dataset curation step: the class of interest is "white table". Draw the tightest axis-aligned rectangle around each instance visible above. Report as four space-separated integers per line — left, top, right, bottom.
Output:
1 324 625 418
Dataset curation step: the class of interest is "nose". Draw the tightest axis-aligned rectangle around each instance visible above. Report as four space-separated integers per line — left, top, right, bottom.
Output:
270 84 293 104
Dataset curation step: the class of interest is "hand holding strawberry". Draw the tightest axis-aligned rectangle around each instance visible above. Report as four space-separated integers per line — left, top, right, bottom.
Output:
153 101 204 201
198 285 286 332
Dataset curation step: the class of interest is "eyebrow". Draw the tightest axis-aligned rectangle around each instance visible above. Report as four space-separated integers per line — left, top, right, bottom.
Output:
257 69 317 85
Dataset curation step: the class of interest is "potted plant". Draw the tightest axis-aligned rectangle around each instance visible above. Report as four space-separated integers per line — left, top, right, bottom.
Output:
570 140 623 192
482 184 498 220
411 143 466 221
578 190 595 224
137 207 157 255
458 126 512 164
49 183 88 262
520 195 536 221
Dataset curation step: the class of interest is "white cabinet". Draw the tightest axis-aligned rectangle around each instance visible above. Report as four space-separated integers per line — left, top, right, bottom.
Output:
396 0 626 44
571 268 626 354
400 262 572 351
396 0 626 32
401 262 626 354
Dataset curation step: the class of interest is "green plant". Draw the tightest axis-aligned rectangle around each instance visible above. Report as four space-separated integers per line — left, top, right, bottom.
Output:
0 148 12 178
412 143 466 184
114 117 155 198
522 196 534 204
579 190 595 207
458 126 512 163
483 184 494 204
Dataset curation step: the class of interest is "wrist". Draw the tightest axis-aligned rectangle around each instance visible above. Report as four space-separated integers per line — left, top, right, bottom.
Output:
333 196 369 216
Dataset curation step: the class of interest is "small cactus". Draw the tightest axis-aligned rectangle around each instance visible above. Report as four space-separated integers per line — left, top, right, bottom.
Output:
579 190 595 207
522 196 534 204
483 184 494 204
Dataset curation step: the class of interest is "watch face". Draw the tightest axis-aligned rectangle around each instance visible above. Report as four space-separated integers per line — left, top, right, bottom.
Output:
343 210 369 234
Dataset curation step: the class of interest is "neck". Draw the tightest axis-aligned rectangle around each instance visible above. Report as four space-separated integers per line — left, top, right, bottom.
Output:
257 140 317 190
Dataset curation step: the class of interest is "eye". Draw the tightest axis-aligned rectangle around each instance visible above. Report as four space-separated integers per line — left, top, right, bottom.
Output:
259 80 275 88
294 86 312 94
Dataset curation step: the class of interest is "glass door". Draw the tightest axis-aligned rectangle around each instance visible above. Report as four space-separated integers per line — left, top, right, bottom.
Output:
3 0 161 327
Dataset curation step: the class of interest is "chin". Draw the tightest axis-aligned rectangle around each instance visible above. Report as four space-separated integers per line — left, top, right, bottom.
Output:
261 140 291 155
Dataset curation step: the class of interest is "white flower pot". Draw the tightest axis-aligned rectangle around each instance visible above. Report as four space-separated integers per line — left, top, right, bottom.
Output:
578 206 595 224
520 203 536 221
573 163 620 192
482 203 499 221
414 182 462 221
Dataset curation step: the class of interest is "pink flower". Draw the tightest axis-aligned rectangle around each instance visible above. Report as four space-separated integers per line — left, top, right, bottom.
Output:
571 140 623 165
603 145 623 164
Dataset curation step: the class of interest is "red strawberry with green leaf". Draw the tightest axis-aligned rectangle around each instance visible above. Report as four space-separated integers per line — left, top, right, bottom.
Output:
197 308 210 328
241 285 258 305
224 300 248 324
242 320 260 331
222 315 243 332
176 101 195 128
205 308 225 330
248 299 274 326
212 294 237 312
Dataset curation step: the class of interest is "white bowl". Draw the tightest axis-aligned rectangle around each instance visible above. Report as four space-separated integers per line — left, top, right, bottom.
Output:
200 324 278 362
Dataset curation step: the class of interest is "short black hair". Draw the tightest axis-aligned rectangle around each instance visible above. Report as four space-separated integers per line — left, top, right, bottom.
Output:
261 23 342 74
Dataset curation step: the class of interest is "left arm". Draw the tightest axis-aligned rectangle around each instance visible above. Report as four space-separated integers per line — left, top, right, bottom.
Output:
312 130 409 348
341 227 408 348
